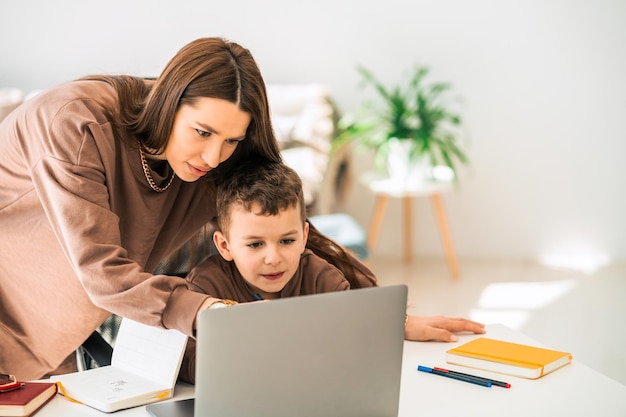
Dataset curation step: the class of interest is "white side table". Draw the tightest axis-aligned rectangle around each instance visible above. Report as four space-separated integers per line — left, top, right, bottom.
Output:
360 171 460 279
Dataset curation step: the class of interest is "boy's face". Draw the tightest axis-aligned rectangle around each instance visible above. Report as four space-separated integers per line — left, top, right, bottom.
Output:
213 202 309 297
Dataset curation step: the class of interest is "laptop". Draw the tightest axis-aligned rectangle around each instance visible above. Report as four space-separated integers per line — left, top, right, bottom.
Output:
147 285 407 417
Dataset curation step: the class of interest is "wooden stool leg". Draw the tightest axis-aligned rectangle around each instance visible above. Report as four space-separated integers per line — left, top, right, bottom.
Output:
431 193 460 280
403 196 413 264
367 195 389 252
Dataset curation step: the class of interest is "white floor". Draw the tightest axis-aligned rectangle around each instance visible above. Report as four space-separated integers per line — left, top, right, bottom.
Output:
366 256 626 386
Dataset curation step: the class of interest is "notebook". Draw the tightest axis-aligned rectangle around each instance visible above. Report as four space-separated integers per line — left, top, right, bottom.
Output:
446 337 572 379
147 285 407 417
52 318 188 412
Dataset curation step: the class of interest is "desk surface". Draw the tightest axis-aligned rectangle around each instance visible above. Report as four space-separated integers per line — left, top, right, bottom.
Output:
37 324 626 417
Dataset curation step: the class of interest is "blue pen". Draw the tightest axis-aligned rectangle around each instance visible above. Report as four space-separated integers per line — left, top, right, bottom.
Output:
418 365 492 387
253 293 264 301
433 366 510 388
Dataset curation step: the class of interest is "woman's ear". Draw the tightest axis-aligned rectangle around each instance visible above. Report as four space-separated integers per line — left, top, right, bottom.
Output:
213 230 234 261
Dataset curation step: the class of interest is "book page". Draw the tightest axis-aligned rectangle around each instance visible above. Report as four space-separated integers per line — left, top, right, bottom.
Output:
52 318 188 412
111 318 188 386
54 366 169 411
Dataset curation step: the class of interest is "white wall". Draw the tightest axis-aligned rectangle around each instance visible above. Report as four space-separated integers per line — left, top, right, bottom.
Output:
2 0 625 263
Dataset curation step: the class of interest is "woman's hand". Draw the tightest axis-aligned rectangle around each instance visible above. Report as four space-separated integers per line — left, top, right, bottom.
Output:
404 315 486 342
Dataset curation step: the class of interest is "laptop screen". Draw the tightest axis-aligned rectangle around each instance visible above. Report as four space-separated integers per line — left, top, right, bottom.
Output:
149 285 407 417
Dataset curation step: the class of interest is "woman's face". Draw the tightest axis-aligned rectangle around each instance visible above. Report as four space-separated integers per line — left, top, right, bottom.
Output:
163 97 251 182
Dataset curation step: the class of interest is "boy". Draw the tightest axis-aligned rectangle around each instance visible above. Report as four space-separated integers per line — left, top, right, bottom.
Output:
186 159 374 303
179 159 376 382
179 159 485 383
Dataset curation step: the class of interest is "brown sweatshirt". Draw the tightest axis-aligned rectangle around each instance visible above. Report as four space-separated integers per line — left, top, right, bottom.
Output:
0 80 214 380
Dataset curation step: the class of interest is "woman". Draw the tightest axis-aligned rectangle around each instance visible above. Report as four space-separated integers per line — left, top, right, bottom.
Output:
0 37 483 382
0 37 282 380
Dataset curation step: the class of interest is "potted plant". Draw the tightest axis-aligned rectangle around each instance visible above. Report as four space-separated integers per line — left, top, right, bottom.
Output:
334 65 468 186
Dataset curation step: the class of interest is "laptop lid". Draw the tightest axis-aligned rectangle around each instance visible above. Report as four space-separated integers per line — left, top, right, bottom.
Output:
148 285 407 417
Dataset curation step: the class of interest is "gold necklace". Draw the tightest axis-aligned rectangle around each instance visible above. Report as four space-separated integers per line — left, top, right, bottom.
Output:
138 145 175 193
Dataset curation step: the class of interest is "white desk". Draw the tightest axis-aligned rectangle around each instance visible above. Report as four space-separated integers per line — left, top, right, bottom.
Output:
37 324 626 417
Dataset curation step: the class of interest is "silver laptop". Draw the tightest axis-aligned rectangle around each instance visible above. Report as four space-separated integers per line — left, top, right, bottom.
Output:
147 285 407 417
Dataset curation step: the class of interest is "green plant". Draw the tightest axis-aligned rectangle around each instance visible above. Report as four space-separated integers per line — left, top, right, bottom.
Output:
334 65 468 179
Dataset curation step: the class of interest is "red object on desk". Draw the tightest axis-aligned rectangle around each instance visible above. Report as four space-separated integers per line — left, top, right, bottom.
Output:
0 381 57 416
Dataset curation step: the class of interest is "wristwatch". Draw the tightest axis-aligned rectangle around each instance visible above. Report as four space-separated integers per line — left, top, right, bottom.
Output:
208 299 238 310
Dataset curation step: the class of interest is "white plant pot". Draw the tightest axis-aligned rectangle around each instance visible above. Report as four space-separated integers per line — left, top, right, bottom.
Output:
386 138 431 188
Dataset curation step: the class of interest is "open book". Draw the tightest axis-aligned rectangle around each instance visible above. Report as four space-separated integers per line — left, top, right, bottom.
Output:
446 337 572 379
52 318 188 412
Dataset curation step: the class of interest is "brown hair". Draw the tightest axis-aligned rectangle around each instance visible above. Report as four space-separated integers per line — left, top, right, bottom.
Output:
215 159 306 234
82 38 282 271
216 159 376 289
82 37 281 176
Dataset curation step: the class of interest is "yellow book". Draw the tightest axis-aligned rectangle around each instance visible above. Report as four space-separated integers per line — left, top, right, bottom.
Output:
446 337 573 379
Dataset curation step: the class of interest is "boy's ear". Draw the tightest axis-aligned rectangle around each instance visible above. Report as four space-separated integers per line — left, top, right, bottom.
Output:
213 230 234 261
302 221 310 252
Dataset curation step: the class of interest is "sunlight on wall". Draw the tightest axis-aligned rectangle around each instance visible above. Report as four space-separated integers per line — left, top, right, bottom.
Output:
469 280 577 330
538 238 611 274
539 253 611 274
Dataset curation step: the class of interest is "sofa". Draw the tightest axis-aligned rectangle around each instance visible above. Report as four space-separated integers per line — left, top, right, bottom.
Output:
268 84 352 215
0 88 23 122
